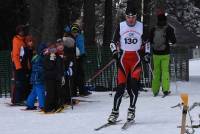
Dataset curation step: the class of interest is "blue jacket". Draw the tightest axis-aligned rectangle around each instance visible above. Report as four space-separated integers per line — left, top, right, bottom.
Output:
30 43 46 84
30 55 44 85
75 33 85 55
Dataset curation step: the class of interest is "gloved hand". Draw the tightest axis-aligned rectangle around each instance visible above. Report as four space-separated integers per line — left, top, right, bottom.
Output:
145 42 151 54
69 61 73 67
61 76 65 86
110 42 119 61
110 42 117 53
65 67 73 77
143 54 151 63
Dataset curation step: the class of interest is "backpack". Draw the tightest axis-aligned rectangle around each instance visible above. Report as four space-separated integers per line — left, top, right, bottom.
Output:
152 26 167 51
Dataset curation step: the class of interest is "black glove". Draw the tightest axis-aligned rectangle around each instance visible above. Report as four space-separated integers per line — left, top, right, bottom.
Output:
110 42 120 61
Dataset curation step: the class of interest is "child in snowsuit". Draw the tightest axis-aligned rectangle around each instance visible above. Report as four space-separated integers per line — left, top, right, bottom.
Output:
54 39 66 112
43 42 65 113
26 43 47 110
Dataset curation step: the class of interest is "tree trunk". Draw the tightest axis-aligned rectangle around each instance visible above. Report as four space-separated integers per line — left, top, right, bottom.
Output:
28 0 45 44
41 0 58 42
57 0 72 38
103 0 112 46
83 0 95 46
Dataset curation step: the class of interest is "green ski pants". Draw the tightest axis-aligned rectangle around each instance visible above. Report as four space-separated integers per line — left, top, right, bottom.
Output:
152 54 170 95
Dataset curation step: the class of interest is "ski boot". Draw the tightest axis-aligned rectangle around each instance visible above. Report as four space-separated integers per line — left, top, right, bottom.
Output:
163 91 171 96
127 107 135 121
107 110 119 123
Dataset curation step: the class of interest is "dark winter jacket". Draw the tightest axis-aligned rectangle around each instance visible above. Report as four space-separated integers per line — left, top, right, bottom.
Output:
56 54 64 81
21 47 33 75
43 53 64 81
150 25 176 55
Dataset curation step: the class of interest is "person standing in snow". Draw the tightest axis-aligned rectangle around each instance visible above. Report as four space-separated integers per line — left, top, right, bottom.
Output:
150 13 176 97
63 26 76 99
107 3 144 123
11 25 26 105
70 24 91 96
26 43 47 110
43 42 58 113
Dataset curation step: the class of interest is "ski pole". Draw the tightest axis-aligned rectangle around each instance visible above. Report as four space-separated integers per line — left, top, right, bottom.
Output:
68 78 73 110
172 56 178 93
141 61 147 89
148 62 154 79
109 62 118 96
86 59 115 83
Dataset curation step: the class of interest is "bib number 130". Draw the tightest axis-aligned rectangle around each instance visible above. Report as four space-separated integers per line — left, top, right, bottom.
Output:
124 38 138 44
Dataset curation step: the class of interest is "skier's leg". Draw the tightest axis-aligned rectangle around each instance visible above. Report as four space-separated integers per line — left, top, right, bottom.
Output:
108 64 127 123
126 79 139 121
127 78 139 109
152 55 161 96
126 65 141 121
108 84 125 123
112 61 127 111
108 51 129 123
161 55 170 94
113 84 126 111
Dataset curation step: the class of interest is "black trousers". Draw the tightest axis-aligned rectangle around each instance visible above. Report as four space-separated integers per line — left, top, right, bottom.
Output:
13 68 26 104
56 83 66 108
113 78 139 111
44 80 57 112
63 76 73 103
73 57 85 95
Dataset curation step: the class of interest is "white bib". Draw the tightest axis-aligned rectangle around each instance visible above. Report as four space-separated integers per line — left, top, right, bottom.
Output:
120 21 143 51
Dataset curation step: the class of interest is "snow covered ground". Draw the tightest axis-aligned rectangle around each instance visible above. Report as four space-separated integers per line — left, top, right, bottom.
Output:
189 58 200 76
0 59 200 134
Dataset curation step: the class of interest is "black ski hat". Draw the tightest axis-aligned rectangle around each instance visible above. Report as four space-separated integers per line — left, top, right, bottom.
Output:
125 1 137 16
16 25 25 34
157 13 167 26
157 14 167 21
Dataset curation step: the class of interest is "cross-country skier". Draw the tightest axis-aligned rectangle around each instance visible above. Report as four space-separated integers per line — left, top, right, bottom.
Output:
107 4 144 123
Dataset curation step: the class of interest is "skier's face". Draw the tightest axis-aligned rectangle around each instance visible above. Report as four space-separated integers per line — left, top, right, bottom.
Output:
126 15 137 26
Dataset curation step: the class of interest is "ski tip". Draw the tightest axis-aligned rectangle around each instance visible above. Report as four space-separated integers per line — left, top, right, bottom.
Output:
180 93 189 106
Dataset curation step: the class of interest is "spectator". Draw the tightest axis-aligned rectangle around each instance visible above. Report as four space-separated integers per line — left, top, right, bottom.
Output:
63 26 76 98
26 43 47 110
11 25 26 105
43 42 58 113
22 35 35 101
54 39 66 112
150 13 176 97
71 24 91 96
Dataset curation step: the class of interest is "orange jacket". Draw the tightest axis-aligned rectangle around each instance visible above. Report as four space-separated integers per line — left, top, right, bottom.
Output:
12 35 25 70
